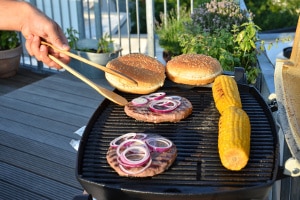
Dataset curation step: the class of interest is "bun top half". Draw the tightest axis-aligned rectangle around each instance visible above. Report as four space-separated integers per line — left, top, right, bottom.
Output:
105 53 165 94
166 54 223 85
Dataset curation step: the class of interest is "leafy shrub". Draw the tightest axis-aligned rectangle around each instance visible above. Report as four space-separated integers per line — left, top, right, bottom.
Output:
245 0 299 31
0 31 19 50
177 0 260 84
155 8 191 56
189 0 250 34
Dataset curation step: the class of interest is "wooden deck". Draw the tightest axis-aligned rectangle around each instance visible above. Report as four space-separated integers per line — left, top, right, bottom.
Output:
0 68 50 96
0 68 111 199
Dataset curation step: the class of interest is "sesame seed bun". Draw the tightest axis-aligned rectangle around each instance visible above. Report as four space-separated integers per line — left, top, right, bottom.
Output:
105 53 166 94
166 54 223 85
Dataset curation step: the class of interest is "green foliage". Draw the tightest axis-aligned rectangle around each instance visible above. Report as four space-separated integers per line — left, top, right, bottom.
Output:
0 31 20 50
65 28 113 53
188 0 249 34
96 33 113 53
130 0 209 34
66 27 79 50
179 29 238 71
155 8 191 55
245 0 299 31
157 0 262 84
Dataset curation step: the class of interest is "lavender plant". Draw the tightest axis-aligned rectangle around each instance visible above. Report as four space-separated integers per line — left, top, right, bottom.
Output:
189 0 250 34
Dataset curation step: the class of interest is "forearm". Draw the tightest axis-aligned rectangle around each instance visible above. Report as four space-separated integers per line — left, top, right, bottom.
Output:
0 0 70 68
0 0 33 31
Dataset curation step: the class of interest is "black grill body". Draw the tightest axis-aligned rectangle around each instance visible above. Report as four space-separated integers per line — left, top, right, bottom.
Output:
77 84 279 200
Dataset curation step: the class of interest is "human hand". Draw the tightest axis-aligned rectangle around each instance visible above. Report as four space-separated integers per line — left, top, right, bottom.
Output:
20 3 70 69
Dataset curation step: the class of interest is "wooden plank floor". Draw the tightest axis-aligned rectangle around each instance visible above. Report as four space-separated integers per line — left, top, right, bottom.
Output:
0 67 50 96
0 70 111 199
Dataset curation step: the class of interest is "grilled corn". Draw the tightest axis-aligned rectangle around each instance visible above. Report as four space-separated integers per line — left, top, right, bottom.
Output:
212 75 242 114
218 106 251 171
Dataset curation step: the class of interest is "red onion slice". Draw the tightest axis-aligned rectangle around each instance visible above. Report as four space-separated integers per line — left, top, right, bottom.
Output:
119 145 150 167
164 95 182 101
131 97 148 106
110 133 175 176
145 92 166 101
119 158 152 175
135 133 148 140
149 99 179 113
110 132 136 148
116 138 148 157
145 137 173 152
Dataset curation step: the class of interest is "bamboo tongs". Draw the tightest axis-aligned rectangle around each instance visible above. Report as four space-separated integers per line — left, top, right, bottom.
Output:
42 41 131 106
41 41 137 85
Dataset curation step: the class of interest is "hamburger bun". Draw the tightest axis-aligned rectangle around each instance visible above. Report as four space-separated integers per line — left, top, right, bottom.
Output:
105 53 166 94
166 54 223 85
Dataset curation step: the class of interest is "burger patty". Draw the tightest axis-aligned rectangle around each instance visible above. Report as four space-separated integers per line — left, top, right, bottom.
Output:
124 96 193 123
106 135 177 177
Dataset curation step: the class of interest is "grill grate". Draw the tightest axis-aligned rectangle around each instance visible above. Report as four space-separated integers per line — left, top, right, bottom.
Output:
77 85 279 199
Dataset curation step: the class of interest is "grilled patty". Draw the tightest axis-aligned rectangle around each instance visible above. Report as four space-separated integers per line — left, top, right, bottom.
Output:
124 97 193 123
106 135 177 177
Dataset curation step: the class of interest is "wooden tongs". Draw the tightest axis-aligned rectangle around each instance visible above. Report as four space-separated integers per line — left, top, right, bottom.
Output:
41 41 136 106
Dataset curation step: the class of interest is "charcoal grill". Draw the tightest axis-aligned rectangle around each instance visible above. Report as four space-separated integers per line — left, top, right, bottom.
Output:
76 82 280 200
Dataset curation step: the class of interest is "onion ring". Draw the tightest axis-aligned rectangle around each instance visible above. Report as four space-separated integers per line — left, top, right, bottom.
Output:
116 139 148 157
119 158 152 175
149 99 179 113
110 133 136 148
110 133 174 175
145 92 166 101
164 95 182 101
119 145 150 167
145 137 173 152
135 133 148 140
131 97 148 106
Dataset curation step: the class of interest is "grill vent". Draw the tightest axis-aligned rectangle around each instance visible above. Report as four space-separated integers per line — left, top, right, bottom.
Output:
78 85 278 197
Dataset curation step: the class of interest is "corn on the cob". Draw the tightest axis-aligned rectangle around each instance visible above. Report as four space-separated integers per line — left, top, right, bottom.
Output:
218 106 251 171
212 75 242 114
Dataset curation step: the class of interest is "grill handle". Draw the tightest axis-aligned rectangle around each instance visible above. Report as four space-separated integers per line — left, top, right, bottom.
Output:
223 67 247 84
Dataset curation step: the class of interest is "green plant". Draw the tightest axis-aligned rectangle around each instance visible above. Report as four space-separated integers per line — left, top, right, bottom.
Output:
155 7 191 56
245 0 299 31
164 0 261 84
0 31 20 50
65 28 113 53
130 0 207 34
97 33 113 53
66 27 79 50
188 0 250 34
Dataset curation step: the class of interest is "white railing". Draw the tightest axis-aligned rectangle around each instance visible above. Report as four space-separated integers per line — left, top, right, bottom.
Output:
21 0 198 72
21 0 245 72
20 0 149 71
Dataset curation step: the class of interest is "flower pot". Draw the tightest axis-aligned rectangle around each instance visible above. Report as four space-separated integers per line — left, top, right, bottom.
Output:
70 39 121 79
0 45 22 78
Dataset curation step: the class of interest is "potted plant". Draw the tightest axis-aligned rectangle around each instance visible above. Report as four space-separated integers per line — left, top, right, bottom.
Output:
66 28 121 79
156 0 261 85
0 31 22 78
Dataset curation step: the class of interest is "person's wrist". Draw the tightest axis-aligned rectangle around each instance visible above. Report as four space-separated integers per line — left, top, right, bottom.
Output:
18 2 36 32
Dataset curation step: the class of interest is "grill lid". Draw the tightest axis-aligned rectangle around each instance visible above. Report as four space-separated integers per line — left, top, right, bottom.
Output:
77 84 279 200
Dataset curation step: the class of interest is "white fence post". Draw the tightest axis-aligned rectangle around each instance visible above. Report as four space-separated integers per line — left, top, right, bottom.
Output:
145 0 155 57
